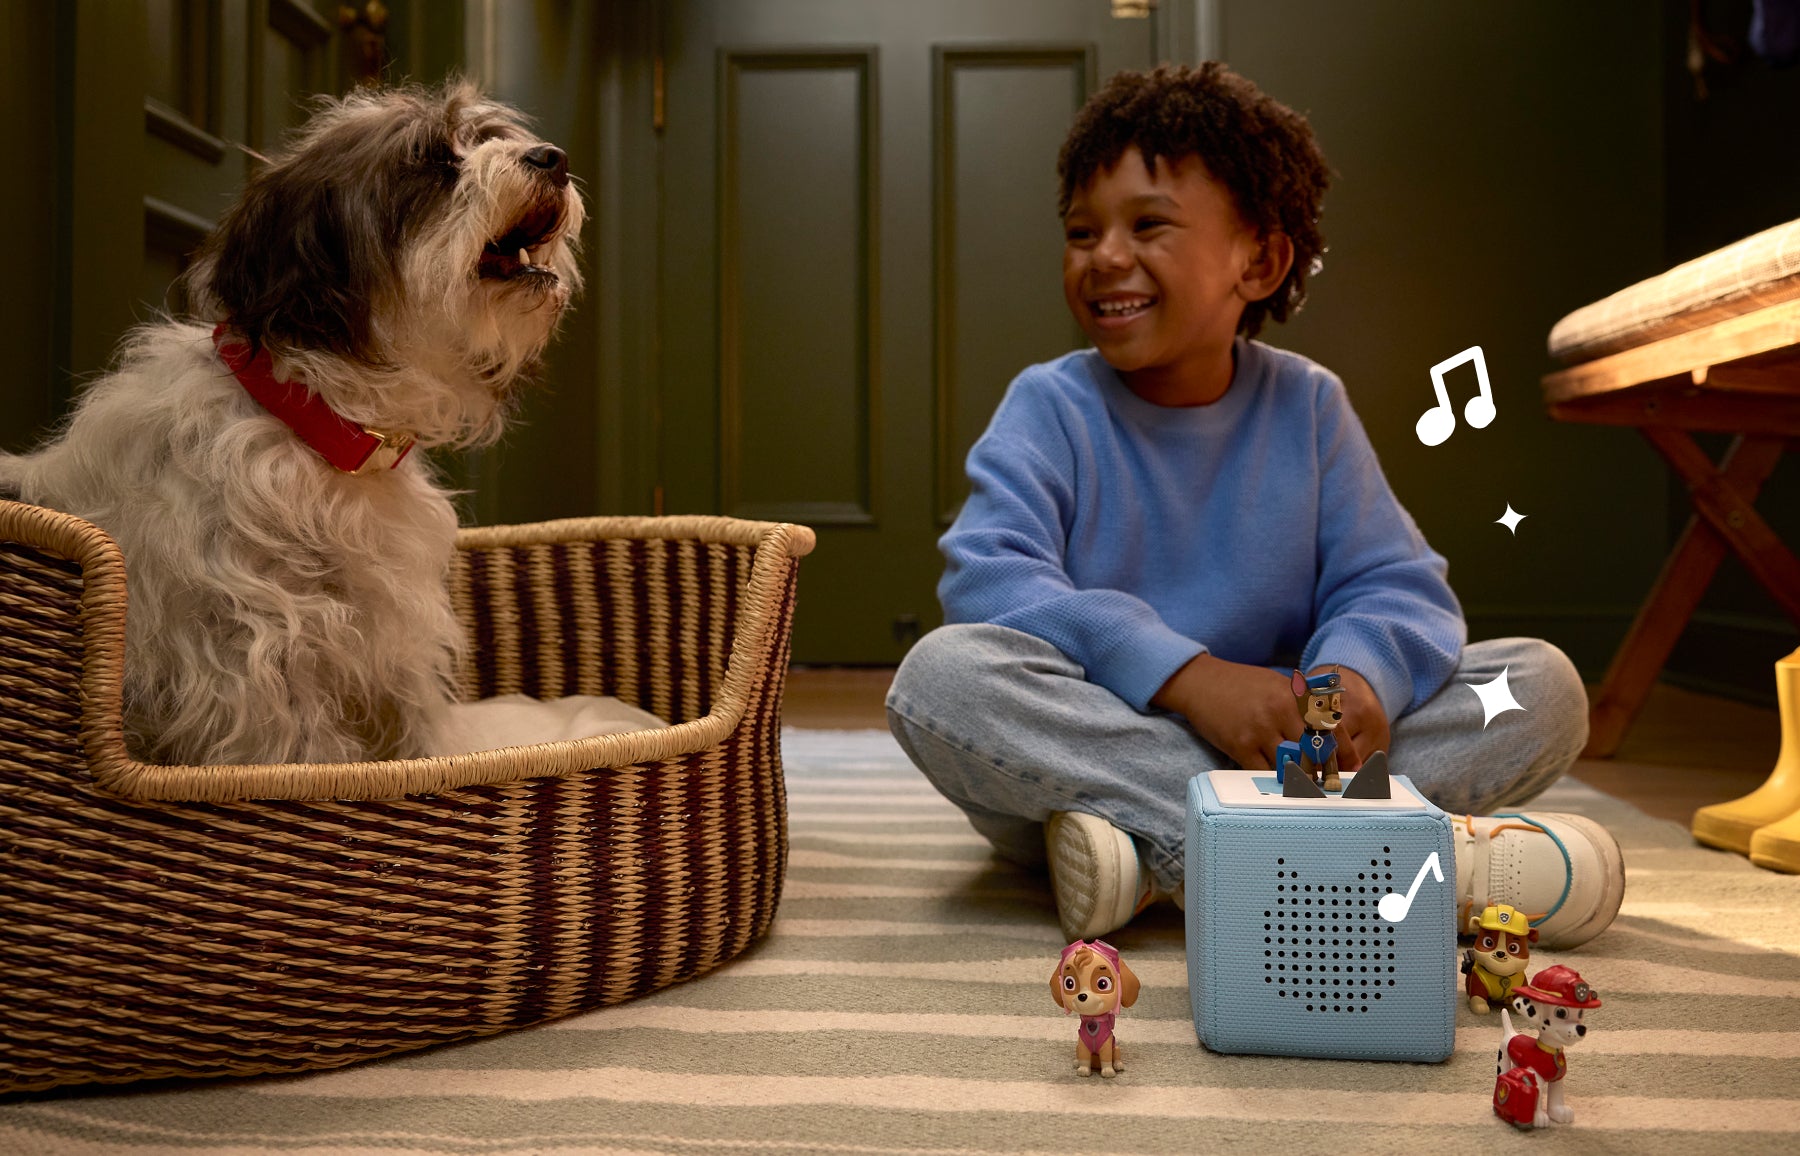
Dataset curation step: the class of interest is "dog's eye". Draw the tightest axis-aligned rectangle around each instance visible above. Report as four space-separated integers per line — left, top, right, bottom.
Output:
1555 1008 1566 1019
421 139 460 173
468 122 518 147
1480 935 1496 950
1505 941 1521 955
1062 975 1075 991
1096 976 1111 991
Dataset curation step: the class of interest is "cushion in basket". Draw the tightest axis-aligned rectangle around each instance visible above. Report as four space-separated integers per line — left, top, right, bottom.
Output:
1548 216 1800 364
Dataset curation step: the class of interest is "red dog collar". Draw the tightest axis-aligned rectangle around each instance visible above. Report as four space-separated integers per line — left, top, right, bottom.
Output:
212 325 415 474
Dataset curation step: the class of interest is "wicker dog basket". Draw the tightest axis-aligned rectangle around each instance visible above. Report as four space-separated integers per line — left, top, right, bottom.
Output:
0 499 815 1093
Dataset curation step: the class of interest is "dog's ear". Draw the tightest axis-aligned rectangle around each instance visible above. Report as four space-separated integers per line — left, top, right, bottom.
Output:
1525 927 1540 946
1050 963 1069 1010
1115 958 1140 1009
1290 669 1307 699
441 76 485 131
190 92 460 362
196 157 382 360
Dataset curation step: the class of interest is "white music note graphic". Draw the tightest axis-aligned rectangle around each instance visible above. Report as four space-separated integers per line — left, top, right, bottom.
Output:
1415 345 1496 447
1377 851 1444 923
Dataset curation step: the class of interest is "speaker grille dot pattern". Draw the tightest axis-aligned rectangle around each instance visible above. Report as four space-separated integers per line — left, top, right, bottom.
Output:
1266 848 1400 1014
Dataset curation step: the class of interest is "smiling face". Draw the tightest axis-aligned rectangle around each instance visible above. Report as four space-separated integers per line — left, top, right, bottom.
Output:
1057 955 1120 1016
1474 928 1531 978
1061 147 1290 407
1050 946 1140 1017
1514 997 1590 1049
1301 692 1343 732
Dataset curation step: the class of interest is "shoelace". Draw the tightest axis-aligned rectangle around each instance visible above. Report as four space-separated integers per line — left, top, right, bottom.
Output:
1461 813 1575 930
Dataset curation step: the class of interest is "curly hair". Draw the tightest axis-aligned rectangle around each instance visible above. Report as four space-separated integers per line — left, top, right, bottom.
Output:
1057 63 1331 338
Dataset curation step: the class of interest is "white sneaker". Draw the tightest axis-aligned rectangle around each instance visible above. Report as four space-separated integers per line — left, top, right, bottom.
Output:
1044 811 1154 941
1453 812 1625 950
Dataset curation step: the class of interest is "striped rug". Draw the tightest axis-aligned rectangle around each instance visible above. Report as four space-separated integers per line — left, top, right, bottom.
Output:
4 728 1799 1154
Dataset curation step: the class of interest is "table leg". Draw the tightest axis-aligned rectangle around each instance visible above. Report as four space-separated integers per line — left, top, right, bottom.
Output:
1642 430 1800 623
1585 434 1789 757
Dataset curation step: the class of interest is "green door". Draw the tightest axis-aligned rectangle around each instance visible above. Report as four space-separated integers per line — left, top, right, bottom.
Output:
657 0 1164 663
3 1 459 455
69 1 356 394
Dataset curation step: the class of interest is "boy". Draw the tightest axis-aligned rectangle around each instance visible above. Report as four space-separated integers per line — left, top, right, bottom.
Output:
885 64 1623 946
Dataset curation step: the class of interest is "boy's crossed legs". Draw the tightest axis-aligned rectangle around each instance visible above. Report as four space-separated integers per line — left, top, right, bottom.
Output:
886 623 1621 946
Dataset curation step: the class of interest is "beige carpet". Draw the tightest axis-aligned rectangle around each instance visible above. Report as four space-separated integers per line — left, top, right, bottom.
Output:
4 728 1799 1154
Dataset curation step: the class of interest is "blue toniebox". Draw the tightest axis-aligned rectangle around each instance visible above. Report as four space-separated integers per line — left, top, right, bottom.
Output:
1184 768 1457 1062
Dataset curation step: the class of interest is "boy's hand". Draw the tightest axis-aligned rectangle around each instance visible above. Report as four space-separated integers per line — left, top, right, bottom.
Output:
1313 664 1391 772
1152 655 1393 772
1152 654 1300 770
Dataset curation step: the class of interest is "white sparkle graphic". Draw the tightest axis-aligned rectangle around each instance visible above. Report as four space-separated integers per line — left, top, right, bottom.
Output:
1496 504 1526 534
1467 666 1526 728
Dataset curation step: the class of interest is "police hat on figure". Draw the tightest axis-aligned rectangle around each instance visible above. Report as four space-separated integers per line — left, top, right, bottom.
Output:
1304 670 1344 698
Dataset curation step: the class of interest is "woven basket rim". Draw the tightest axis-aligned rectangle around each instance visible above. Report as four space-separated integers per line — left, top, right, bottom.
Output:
0 498 815 804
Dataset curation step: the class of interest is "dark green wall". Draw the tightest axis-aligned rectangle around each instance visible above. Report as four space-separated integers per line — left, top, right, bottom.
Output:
465 0 661 526
1216 1 1669 685
0 2 63 455
3 3 149 455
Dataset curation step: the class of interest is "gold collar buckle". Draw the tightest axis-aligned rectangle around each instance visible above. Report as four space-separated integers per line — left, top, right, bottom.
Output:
353 428 417 474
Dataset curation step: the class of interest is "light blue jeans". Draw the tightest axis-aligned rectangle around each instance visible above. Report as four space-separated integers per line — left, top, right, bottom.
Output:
885 624 1588 892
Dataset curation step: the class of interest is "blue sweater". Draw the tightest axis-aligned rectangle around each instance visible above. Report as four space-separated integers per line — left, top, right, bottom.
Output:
938 341 1465 719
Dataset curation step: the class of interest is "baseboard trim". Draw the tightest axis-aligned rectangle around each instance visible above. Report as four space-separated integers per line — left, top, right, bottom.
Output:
1667 612 1796 708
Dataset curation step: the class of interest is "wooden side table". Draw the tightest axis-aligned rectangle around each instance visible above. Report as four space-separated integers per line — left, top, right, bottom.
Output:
1542 296 1800 757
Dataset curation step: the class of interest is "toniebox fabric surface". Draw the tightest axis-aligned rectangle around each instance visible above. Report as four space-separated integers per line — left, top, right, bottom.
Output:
3 728 1798 1155
1185 771 1458 1062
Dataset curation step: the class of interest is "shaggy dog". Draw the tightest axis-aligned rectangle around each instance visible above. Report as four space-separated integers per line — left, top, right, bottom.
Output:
0 80 656 766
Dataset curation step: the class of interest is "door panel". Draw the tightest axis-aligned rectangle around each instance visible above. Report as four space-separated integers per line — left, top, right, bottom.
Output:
935 46 1095 524
259 0 337 151
660 0 1158 663
139 0 338 322
12 0 456 461
720 50 877 527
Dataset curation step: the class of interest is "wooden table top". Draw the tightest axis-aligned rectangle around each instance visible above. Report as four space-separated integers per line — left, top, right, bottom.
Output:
1543 296 1800 405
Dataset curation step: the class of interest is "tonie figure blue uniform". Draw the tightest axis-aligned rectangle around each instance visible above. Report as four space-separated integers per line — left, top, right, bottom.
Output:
1278 668 1393 800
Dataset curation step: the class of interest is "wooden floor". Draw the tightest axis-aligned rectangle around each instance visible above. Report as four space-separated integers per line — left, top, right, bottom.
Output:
782 667 1782 827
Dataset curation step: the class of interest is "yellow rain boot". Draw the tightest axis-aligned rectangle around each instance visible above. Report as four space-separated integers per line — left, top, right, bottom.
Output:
1750 797 1800 872
1750 648 1800 871
1693 646 1800 857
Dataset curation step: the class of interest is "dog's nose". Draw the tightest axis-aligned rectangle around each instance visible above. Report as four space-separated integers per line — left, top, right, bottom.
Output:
1076 993 1087 1003
1575 1024 1586 1037
523 145 569 187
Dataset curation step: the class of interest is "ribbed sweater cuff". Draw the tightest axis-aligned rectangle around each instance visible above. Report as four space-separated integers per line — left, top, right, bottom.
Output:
1307 632 1415 720
1089 629 1207 714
